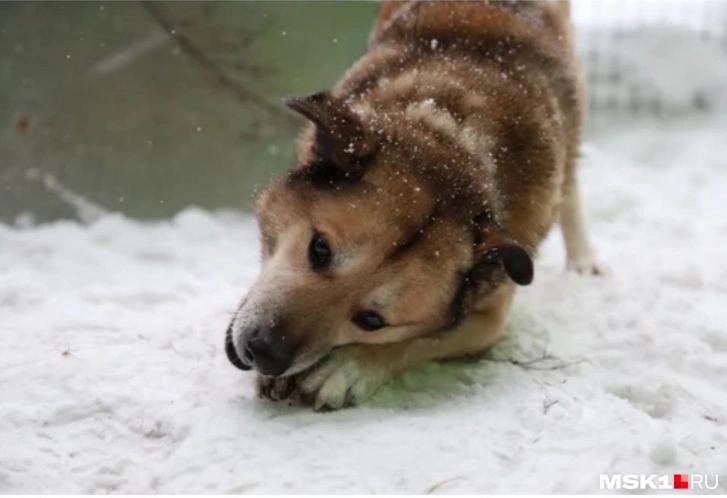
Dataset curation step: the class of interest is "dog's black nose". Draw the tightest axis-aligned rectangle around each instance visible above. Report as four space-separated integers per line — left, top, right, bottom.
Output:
225 323 250 371
243 328 294 377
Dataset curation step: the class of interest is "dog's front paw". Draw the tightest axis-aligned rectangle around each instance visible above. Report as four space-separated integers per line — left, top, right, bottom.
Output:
295 346 391 410
256 373 297 402
567 254 608 276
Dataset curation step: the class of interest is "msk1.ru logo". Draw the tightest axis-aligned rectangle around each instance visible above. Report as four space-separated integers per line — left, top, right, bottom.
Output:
599 473 719 490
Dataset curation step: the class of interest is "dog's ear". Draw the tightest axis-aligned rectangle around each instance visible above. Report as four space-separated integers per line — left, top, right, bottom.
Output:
474 227 534 286
285 91 376 176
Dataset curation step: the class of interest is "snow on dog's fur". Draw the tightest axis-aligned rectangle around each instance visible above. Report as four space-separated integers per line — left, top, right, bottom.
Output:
226 0 602 410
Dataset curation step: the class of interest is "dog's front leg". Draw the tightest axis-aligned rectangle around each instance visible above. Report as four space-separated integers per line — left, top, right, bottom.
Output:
256 374 298 401
295 286 514 410
560 171 606 275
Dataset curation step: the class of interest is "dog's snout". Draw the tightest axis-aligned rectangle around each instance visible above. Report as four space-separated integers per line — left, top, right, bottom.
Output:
240 324 294 377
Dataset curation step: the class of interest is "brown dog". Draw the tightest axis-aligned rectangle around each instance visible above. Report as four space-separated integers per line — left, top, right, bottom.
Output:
225 0 601 410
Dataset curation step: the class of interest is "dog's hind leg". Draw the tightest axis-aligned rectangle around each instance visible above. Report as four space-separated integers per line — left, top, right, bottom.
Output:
559 169 605 275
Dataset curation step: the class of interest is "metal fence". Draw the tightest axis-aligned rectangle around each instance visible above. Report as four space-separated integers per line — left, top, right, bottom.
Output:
573 0 727 118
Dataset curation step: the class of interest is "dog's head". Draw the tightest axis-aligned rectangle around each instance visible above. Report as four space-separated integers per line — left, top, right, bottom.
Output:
226 91 533 376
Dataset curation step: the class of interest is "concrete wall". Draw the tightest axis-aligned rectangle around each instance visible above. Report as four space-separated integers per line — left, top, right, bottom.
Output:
0 1 376 222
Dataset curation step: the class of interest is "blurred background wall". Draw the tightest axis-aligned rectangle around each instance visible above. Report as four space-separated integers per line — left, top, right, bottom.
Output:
1 0 726 223
1 1 376 222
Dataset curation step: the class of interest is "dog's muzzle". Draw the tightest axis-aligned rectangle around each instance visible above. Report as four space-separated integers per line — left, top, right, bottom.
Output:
224 320 296 376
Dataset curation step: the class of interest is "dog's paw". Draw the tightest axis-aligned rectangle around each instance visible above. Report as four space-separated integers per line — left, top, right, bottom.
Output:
256 374 297 402
567 254 608 276
294 346 391 411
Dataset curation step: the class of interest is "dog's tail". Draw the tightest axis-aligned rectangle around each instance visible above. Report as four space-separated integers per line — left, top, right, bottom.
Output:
377 0 413 25
379 0 571 20
544 0 571 21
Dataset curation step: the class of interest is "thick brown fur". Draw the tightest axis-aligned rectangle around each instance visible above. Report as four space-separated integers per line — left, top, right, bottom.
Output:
228 0 601 410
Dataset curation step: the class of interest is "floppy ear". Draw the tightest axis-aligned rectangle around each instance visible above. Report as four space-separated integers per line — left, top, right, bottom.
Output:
285 91 376 176
475 229 534 286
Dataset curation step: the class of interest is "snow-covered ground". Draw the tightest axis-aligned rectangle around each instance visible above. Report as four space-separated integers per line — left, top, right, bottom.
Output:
1 118 726 493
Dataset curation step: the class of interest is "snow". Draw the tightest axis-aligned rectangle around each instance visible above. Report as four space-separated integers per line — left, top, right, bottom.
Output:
2 118 727 493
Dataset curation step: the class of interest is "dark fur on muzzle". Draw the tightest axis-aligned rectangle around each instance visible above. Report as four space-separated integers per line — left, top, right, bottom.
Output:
225 323 250 371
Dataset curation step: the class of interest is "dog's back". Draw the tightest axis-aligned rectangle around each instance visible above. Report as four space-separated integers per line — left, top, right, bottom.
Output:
333 0 583 252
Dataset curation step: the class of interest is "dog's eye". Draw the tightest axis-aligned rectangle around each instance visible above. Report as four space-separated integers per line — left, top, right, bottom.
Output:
308 231 332 270
352 310 386 331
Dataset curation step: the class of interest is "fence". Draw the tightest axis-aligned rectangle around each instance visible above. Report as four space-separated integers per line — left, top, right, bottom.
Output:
573 0 727 117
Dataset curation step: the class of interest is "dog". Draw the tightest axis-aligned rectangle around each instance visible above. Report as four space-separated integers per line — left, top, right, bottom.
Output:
225 0 602 410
